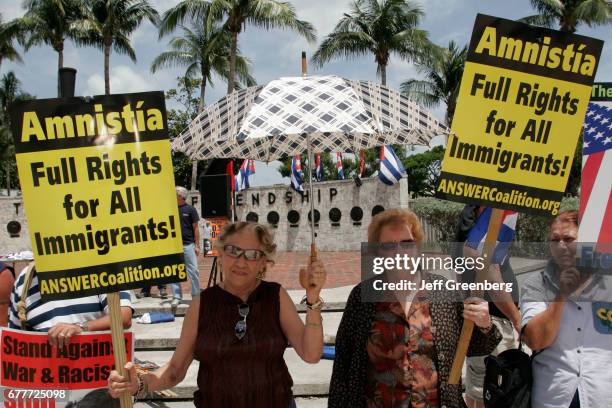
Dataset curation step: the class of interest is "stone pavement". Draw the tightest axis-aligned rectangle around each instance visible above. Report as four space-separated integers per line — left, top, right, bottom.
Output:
148 252 547 297
157 251 362 296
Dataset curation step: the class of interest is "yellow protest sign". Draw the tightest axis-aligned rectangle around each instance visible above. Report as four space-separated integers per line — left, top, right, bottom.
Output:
9 92 185 300
436 14 603 216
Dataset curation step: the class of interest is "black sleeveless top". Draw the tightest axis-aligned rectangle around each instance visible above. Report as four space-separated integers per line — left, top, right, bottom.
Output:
193 281 293 407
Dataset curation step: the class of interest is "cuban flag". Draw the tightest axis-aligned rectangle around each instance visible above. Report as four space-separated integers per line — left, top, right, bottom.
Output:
466 208 518 264
315 153 323 181
235 159 255 191
359 150 365 177
291 155 304 194
336 152 344 180
579 102 611 253
378 145 406 185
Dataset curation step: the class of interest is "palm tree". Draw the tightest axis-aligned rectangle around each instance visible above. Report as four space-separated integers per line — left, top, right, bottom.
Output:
312 0 434 86
154 18 256 192
0 14 23 72
160 0 316 94
152 23 256 112
400 41 467 126
21 0 86 93
0 72 34 193
521 0 612 33
81 0 159 94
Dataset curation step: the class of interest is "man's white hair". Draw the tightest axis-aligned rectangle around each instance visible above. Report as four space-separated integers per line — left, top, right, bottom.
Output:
176 186 189 199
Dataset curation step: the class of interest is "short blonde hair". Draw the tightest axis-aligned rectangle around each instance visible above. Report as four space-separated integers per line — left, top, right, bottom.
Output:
367 208 424 243
216 222 277 263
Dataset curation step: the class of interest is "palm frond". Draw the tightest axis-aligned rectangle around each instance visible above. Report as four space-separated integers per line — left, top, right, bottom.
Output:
112 33 136 61
150 50 194 73
518 13 557 28
574 0 612 27
528 0 564 18
247 0 316 42
311 30 374 66
234 55 257 86
158 0 211 38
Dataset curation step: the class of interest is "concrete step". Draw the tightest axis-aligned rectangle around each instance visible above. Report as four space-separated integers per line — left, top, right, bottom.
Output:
135 348 333 399
134 397 328 407
131 286 354 317
133 312 342 350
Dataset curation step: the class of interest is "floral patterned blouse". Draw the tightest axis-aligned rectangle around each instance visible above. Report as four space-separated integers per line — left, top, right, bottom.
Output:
365 295 439 408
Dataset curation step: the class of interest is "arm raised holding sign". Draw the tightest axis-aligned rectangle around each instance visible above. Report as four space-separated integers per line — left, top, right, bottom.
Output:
108 221 326 406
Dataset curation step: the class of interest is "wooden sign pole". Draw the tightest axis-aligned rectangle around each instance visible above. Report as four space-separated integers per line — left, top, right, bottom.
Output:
448 208 504 384
108 292 133 408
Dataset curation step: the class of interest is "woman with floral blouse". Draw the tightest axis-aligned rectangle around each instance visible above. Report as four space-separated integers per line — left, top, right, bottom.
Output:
329 209 502 408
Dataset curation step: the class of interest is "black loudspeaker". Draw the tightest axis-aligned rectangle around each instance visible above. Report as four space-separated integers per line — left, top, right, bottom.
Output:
204 159 231 175
59 68 77 98
200 174 230 217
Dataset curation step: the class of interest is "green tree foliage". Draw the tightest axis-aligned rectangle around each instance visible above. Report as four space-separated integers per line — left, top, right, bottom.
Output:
0 13 23 72
160 0 315 94
402 145 445 197
411 196 579 247
276 146 414 182
275 145 447 198
400 41 466 126
152 22 256 112
22 0 87 94
312 0 434 86
80 0 159 94
565 136 582 196
0 72 35 192
520 0 612 33
166 77 207 189
158 8 256 111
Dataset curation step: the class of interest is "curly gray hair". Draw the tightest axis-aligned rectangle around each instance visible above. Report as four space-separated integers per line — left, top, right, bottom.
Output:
176 186 189 199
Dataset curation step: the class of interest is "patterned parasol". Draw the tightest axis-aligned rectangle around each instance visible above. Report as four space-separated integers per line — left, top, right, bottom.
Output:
171 75 449 160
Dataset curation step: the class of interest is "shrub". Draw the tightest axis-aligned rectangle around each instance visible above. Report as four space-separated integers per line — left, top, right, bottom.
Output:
410 196 580 247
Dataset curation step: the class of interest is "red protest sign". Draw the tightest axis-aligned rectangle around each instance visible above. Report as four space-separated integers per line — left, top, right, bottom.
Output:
1 328 133 390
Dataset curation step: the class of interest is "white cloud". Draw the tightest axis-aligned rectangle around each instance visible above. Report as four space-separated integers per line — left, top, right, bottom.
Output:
1 2 25 20
251 161 289 187
294 0 350 37
84 65 154 96
150 0 183 13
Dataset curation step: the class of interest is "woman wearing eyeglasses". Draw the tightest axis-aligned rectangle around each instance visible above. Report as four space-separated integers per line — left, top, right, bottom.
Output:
329 208 502 408
108 221 326 407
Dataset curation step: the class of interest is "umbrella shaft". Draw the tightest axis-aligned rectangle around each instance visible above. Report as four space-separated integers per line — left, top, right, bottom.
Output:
306 133 316 246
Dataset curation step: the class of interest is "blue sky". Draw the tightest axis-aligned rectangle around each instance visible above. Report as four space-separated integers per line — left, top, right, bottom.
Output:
2 0 611 185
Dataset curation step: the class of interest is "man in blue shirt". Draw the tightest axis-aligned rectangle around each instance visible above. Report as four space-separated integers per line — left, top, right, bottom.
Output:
171 186 201 308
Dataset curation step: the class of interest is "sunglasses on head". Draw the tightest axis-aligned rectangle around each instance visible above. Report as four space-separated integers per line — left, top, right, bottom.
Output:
379 239 416 251
235 303 249 340
223 244 265 261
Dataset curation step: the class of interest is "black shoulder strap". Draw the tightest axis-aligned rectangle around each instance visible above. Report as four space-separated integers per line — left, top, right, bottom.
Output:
0 262 15 279
520 324 543 358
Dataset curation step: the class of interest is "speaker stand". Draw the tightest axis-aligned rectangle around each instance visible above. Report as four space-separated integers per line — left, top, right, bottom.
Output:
207 257 223 288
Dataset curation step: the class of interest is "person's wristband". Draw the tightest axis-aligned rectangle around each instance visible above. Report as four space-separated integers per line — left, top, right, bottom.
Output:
77 321 89 332
301 295 324 310
479 318 493 333
135 372 148 399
